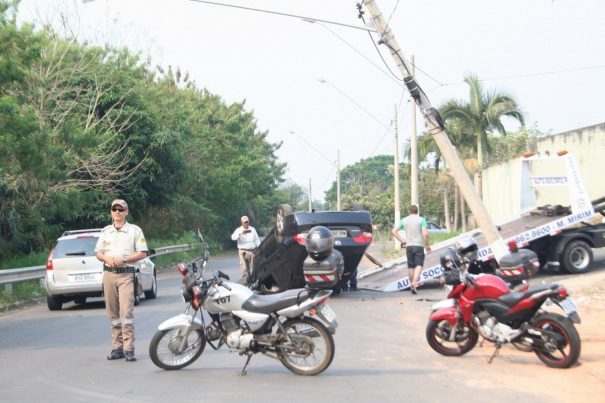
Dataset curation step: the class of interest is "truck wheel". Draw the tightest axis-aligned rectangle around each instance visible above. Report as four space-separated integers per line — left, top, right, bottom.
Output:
560 240 593 274
276 204 293 241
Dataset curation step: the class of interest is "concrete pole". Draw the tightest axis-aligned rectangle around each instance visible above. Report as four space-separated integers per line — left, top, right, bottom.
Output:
308 178 313 212
393 105 401 249
336 150 341 211
410 55 419 206
363 0 507 259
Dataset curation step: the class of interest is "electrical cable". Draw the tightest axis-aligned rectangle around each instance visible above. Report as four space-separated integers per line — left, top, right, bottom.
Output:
188 0 375 32
287 130 335 166
318 79 390 129
314 21 404 88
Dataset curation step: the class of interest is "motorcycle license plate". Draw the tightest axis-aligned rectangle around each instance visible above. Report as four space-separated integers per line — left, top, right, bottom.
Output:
559 298 577 315
318 304 336 323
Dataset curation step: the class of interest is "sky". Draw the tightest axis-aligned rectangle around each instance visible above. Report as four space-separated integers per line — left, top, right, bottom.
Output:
16 0 605 201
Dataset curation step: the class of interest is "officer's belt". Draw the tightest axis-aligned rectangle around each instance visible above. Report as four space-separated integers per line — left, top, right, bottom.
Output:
240 248 255 252
103 266 136 274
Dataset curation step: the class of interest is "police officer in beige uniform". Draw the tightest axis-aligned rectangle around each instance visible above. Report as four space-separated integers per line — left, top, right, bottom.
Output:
231 215 260 283
95 199 148 362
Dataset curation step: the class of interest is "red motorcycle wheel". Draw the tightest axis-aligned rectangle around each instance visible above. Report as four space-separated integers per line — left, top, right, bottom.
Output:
532 313 581 368
426 319 478 356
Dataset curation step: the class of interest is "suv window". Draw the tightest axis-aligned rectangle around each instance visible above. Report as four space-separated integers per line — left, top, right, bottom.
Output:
53 237 99 258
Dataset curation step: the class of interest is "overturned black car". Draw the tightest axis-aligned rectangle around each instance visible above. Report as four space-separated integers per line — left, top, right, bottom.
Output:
250 205 373 292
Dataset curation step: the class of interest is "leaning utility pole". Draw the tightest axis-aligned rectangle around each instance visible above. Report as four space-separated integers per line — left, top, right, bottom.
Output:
362 0 506 259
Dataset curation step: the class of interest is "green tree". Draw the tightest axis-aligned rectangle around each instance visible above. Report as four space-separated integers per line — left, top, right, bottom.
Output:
439 73 525 198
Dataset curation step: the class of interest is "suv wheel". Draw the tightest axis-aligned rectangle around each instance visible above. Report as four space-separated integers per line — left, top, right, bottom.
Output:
47 295 63 311
133 277 141 306
144 271 158 299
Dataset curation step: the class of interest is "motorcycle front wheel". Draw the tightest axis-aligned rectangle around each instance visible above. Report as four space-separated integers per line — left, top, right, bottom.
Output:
532 312 581 368
149 328 206 370
277 317 335 376
426 319 478 356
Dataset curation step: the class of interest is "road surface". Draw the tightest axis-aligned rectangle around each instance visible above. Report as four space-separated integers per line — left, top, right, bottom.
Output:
0 251 604 402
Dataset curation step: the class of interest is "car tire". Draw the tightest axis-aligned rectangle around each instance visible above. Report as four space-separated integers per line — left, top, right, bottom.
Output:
276 204 293 241
144 271 158 299
47 295 63 311
134 277 141 306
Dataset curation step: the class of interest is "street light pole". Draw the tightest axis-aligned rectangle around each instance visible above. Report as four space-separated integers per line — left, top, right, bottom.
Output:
409 55 419 206
337 150 341 211
393 104 401 249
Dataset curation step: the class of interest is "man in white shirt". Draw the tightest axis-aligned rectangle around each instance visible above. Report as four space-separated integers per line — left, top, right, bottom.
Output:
231 215 260 282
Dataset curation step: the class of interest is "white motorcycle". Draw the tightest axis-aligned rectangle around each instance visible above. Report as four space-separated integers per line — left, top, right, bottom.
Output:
149 251 338 376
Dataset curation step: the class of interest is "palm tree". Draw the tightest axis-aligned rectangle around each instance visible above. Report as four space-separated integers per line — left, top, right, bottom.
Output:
439 73 525 199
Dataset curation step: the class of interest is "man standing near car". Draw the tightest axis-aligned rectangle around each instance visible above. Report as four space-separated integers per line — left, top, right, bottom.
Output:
95 199 148 362
391 205 431 294
231 215 260 283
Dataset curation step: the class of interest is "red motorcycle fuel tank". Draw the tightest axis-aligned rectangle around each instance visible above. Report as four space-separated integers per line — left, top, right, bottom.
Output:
463 274 509 300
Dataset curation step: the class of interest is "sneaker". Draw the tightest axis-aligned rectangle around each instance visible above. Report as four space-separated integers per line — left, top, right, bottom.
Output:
410 287 417 295
125 351 136 362
107 348 125 360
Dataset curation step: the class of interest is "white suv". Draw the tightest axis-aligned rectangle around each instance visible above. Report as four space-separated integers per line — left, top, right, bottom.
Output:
45 229 157 311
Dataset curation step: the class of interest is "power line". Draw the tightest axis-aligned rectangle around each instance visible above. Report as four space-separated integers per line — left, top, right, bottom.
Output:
310 21 404 88
187 0 375 32
287 130 335 166
423 63 605 93
317 78 390 129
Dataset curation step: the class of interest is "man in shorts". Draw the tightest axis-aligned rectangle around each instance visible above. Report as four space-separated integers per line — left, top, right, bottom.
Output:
391 205 431 294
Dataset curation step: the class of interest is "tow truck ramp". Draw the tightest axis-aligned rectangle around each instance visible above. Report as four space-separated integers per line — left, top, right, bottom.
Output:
359 153 599 292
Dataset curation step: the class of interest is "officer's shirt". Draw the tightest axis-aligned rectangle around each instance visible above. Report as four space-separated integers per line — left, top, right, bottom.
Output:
95 221 149 263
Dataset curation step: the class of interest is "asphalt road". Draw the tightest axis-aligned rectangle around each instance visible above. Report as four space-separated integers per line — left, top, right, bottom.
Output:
1 251 604 402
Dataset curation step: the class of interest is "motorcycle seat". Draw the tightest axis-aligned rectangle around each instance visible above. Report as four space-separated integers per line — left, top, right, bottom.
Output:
498 284 558 307
242 288 310 314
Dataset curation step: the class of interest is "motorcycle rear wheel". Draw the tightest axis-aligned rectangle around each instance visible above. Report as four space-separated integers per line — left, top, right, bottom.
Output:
277 317 334 376
149 328 206 370
532 313 581 368
426 319 478 356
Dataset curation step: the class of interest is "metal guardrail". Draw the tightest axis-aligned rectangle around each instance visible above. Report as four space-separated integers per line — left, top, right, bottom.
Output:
0 243 203 286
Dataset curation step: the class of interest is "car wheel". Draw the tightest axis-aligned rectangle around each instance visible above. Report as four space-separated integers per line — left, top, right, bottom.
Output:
133 278 141 306
276 204 293 241
144 271 158 299
47 295 63 311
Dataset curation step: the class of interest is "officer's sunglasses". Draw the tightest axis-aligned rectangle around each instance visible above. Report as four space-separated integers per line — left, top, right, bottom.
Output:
111 207 126 212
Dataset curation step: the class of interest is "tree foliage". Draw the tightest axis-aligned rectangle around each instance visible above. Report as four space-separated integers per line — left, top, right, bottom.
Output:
0 2 285 260
439 73 525 198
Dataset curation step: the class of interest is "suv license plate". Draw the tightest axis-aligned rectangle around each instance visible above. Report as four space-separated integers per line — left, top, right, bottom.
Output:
318 304 336 323
74 273 97 282
559 298 577 315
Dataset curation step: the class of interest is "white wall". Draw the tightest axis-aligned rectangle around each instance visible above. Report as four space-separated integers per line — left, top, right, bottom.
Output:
482 123 605 222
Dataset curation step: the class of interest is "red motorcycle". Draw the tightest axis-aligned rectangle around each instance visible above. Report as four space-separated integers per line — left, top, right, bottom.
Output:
426 240 581 368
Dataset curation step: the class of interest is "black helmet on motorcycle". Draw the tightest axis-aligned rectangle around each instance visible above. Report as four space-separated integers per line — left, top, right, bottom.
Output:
455 236 478 261
440 247 462 270
440 247 463 285
305 226 334 261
